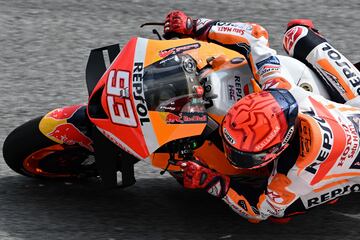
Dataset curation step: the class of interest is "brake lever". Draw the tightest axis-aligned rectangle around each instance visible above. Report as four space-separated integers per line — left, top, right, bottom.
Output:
140 22 166 40
152 29 162 40
160 152 177 175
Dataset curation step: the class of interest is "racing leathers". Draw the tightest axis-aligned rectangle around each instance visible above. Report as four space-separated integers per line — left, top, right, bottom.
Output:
165 12 360 222
183 87 360 222
220 92 360 222
283 22 360 106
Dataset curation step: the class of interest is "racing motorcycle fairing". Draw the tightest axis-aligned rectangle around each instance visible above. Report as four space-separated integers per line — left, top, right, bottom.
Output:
88 37 233 160
39 37 327 176
88 38 155 160
85 37 282 176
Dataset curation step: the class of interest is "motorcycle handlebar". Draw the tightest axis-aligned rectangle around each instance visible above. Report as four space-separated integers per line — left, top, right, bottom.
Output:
140 22 165 28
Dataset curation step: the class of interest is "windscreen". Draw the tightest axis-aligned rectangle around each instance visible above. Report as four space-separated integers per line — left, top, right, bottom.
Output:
143 54 205 117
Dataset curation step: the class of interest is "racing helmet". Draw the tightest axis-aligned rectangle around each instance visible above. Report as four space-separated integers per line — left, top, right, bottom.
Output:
221 89 298 169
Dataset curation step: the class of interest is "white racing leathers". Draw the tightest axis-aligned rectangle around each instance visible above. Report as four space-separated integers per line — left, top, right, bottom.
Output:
283 25 360 106
193 19 360 222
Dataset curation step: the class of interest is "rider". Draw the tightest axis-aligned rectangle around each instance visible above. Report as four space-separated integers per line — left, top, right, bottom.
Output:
164 10 360 222
218 87 360 222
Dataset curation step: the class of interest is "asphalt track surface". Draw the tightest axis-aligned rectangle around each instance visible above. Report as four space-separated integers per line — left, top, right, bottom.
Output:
0 0 359 239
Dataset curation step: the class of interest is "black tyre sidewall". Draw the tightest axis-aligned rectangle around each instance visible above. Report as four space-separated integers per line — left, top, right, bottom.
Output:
3 116 61 177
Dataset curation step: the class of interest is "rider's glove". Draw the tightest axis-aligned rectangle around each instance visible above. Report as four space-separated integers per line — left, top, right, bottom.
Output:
179 159 230 198
164 10 195 39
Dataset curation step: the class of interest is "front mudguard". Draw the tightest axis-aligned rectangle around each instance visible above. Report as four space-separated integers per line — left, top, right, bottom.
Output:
39 104 94 152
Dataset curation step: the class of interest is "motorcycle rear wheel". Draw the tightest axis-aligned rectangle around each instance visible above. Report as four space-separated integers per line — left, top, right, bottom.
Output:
3 117 97 179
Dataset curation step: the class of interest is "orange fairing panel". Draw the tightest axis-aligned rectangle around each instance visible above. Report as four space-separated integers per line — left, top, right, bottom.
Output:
144 38 242 68
149 111 206 146
151 140 269 176
194 140 249 175
194 141 269 176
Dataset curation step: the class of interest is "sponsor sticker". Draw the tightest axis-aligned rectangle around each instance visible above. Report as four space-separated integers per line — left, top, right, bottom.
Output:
258 65 280 76
337 122 359 167
166 112 207 124
350 159 360 169
228 76 244 101
223 127 236 145
320 43 360 96
223 195 251 218
196 18 212 31
305 116 333 175
255 125 280 151
132 62 151 126
256 56 280 70
301 183 360 208
159 43 201 58
49 123 93 152
283 26 304 52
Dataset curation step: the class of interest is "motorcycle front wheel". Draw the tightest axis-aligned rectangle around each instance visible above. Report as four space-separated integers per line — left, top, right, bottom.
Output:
2 117 97 179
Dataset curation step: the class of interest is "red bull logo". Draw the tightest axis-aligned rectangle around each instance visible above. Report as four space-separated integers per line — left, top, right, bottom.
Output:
166 113 183 124
48 123 94 152
166 112 207 124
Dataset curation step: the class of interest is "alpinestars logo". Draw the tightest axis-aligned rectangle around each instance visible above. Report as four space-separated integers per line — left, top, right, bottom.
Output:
283 26 304 53
236 43 250 58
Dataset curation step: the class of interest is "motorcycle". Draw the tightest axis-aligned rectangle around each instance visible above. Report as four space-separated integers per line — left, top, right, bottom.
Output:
2 26 334 187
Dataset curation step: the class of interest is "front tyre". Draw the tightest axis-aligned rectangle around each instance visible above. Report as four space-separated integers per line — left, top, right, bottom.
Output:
3 117 96 178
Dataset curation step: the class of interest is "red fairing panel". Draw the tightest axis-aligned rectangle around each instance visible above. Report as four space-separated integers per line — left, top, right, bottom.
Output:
88 38 158 160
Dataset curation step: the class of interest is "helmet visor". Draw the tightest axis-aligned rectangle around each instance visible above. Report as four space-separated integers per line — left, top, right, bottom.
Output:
223 142 286 169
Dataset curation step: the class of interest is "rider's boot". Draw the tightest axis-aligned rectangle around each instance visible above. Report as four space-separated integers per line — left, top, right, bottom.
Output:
283 19 360 106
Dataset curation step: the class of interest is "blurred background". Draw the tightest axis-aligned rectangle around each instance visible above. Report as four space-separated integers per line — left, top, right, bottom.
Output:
0 0 359 239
